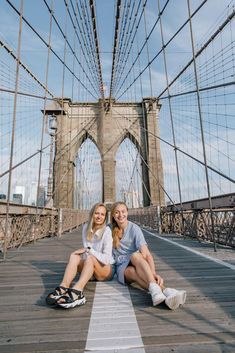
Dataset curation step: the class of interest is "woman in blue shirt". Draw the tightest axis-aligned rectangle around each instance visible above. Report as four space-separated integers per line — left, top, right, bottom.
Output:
111 201 186 310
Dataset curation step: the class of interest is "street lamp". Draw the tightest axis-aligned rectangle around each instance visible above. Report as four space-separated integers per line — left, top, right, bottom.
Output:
49 114 57 133
46 114 57 207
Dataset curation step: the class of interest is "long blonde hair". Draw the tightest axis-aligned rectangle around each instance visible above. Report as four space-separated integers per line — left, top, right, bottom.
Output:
110 201 128 249
86 203 108 241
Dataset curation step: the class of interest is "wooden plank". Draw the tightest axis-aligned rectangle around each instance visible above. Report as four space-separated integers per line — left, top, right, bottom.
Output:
133 231 235 353
0 226 90 353
0 226 235 353
145 343 235 353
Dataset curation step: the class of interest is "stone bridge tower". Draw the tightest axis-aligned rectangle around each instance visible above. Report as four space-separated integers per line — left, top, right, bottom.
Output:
45 97 164 208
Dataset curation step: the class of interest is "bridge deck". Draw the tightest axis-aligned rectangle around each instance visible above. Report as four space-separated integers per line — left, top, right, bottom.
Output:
0 226 235 353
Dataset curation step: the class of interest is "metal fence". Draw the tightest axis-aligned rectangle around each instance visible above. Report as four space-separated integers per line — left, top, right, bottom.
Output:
0 201 89 258
128 206 235 248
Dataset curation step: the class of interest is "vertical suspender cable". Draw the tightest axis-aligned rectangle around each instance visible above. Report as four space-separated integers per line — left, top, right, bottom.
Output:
143 0 163 208
137 34 151 205
36 0 53 216
45 1 54 205
69 7 77 208
4 0 24 259
59 0 69 206
187 0 216 251
157 0 183 210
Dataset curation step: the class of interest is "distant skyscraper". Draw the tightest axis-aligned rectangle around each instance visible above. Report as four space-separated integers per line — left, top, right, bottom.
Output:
14 185 25 204
28 182 37 206
124 190 140 208
12 193 23 204
38 185 46 207
132 191 140 208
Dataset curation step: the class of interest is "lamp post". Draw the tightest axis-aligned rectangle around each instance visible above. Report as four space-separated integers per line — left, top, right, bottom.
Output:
46 114 57 207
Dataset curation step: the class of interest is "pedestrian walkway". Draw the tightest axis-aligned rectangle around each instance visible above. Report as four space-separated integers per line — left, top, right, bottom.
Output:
0 225 235 353
143 228 235 268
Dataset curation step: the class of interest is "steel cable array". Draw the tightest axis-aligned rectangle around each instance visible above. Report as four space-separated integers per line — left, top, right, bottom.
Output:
0 0 234 213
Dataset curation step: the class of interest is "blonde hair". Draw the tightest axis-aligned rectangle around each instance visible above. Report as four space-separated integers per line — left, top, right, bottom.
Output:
86 203 108 241
110 201 128 249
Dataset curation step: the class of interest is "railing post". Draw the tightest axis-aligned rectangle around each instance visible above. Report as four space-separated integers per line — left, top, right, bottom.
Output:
31 216 35 243
157 205 162 234
3 217 11 257
50 210 55 236
57 208 63 237
34 214 40 243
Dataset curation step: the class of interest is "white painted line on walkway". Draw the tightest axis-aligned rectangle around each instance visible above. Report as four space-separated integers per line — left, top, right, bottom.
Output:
85 281 146 353
143 229 235 271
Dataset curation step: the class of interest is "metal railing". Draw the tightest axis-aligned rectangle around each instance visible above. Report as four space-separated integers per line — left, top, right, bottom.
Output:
0 201 89 257
128 206 235 248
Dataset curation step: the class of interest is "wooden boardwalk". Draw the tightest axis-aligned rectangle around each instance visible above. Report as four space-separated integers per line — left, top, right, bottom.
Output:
0 226 235 353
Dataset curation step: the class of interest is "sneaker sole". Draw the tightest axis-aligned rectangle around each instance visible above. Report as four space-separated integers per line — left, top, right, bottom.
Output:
58 297 86 309
152 293 166 306
165 290 186 310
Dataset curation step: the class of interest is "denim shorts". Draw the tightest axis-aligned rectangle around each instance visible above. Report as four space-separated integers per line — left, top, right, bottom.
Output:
107 264 116 281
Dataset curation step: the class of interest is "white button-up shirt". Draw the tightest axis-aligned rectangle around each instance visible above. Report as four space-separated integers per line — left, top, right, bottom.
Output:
82 224 115 265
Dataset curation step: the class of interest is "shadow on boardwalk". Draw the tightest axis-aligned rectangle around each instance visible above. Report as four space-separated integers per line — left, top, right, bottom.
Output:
0 225 234 353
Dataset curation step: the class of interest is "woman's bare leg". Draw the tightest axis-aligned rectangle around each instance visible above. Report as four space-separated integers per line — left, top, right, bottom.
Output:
125 253 166 306
60 252 84 289
129 252 155 285
57 255 112 305
73 255 112 291
124 266 149 289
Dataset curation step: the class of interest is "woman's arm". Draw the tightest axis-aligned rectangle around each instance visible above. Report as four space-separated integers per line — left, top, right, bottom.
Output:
72 224 89 255
88 228 113 265
140 244 164 286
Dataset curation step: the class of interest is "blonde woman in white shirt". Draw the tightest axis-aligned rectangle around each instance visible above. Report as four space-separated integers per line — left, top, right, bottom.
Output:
46 203 115 309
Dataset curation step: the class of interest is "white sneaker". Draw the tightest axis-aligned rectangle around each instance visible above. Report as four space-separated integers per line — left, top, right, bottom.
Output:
149 283 166 306
163 288 187 310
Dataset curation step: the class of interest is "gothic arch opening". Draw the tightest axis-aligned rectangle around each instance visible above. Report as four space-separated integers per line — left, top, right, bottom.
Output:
74 138 102 209
115 137 143 208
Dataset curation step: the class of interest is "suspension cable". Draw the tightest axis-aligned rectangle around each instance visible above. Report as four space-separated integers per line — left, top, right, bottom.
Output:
157 0 183 208
158 8 235 99
116 0 209 100
109 0 122 102
89 0 104 98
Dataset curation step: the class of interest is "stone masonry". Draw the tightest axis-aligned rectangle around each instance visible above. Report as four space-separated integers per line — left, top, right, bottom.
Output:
45 97 164 208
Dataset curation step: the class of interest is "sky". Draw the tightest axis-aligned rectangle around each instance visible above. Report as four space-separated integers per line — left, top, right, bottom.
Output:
0 0 234 208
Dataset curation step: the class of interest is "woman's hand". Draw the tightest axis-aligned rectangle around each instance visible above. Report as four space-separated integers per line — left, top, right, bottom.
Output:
73 248 87 255
153 272 164 287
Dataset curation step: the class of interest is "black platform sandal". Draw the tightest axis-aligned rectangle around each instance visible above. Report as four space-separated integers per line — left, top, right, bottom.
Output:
45 286 68 306
57 288 86 309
